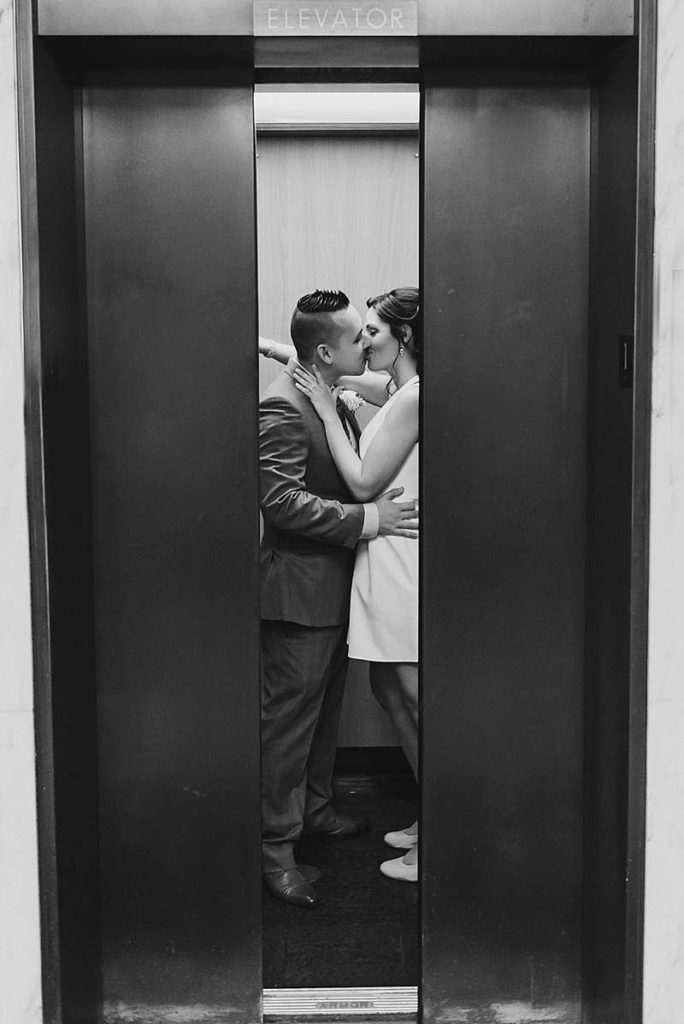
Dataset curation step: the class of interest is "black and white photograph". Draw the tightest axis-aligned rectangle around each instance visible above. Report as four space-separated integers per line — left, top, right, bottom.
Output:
1 1 678 1024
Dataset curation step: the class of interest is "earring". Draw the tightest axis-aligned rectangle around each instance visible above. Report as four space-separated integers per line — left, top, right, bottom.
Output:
399 346 405 357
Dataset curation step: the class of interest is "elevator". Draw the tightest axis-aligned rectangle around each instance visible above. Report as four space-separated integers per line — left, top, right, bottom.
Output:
19 2 651 1023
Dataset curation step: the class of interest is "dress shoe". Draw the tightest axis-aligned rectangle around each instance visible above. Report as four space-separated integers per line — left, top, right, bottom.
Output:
263 867 320 907
298 864 322 883
384 826 418 850
380 852 418 883
263 863 320 886
304 813 370 838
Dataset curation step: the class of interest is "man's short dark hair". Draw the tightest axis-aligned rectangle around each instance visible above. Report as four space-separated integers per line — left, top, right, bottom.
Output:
290 289 350 362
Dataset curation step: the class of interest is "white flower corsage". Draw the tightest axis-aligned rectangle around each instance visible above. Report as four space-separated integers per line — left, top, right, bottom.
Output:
337 389 365 413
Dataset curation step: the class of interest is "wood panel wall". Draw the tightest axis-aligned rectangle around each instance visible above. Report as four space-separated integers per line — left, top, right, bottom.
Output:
256 132 419 747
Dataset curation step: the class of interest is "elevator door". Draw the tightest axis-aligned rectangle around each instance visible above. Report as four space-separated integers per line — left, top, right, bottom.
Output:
83 83 261 1022
422 79 589 1019
82 75 590 1023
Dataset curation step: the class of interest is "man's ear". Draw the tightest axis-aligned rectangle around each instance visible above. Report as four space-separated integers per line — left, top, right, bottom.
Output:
316 343 334 365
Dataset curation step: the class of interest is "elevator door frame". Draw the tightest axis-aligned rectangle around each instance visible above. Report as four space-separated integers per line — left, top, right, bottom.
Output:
17 21 655 1024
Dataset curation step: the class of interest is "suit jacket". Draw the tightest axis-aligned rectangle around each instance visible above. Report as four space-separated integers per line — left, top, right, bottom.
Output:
259 368 364 627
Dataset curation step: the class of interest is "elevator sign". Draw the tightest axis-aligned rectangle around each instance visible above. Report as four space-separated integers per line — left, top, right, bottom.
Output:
254 1 417 35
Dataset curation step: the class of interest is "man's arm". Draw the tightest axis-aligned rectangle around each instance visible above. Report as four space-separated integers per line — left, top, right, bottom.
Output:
260 395 364 549
337 368 391 407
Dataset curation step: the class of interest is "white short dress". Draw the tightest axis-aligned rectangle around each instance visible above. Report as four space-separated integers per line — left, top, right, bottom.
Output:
348 375 419 663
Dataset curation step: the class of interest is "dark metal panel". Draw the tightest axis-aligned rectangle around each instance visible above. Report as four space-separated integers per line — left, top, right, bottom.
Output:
18 20 102 1023
47 39 256 78
584 40 638 1024
34 37 624 81
255 36 419 68
422 79 590 1018
16 10 69 1023
83 84 261 1022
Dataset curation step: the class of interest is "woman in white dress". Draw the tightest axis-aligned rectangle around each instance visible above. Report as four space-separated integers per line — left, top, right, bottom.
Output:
292 287 419 883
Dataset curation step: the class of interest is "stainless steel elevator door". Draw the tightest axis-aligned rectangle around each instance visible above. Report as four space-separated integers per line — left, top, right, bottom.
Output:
83 83 261 1023
422 80 590 1020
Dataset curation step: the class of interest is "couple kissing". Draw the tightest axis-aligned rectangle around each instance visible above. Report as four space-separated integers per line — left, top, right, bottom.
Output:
259 287 420 907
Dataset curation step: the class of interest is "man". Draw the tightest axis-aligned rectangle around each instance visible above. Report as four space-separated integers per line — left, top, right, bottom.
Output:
260 289 418 908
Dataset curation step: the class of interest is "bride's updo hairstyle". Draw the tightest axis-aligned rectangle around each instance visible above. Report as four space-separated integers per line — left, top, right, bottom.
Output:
366 287 421 372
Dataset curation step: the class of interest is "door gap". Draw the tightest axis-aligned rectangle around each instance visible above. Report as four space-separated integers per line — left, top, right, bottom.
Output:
255 79 421 995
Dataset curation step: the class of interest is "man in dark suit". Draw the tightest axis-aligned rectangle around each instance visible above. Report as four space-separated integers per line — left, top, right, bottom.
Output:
260 289 417 907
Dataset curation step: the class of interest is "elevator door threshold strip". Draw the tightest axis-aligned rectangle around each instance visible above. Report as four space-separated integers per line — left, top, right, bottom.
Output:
263 986 418 1018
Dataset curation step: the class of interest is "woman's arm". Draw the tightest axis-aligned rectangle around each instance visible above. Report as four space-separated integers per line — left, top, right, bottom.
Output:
260 334 390 406
259 336 295 364
337 369 391 407
292 365 418 502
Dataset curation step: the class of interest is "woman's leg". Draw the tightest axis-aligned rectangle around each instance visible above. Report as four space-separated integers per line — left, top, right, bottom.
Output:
369 662 419 780
371 662 420 877
371 661 419 856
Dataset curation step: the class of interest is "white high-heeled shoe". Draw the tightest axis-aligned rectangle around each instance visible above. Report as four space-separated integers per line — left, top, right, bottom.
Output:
384 826 418 850
380 851 418 883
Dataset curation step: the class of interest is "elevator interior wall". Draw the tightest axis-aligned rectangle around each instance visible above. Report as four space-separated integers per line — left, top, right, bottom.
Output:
256 127 419 748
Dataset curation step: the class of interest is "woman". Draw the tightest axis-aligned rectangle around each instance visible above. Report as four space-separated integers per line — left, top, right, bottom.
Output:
264 287 420 883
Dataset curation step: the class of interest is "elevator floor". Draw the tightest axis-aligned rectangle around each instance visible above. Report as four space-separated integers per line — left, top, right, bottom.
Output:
262 767 419 988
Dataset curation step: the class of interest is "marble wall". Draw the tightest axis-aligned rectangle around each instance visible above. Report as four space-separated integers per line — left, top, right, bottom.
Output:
643 0 684 1019
0 0 43 1021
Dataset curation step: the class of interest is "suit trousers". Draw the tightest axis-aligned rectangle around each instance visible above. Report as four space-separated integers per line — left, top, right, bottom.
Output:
261 619 348 873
